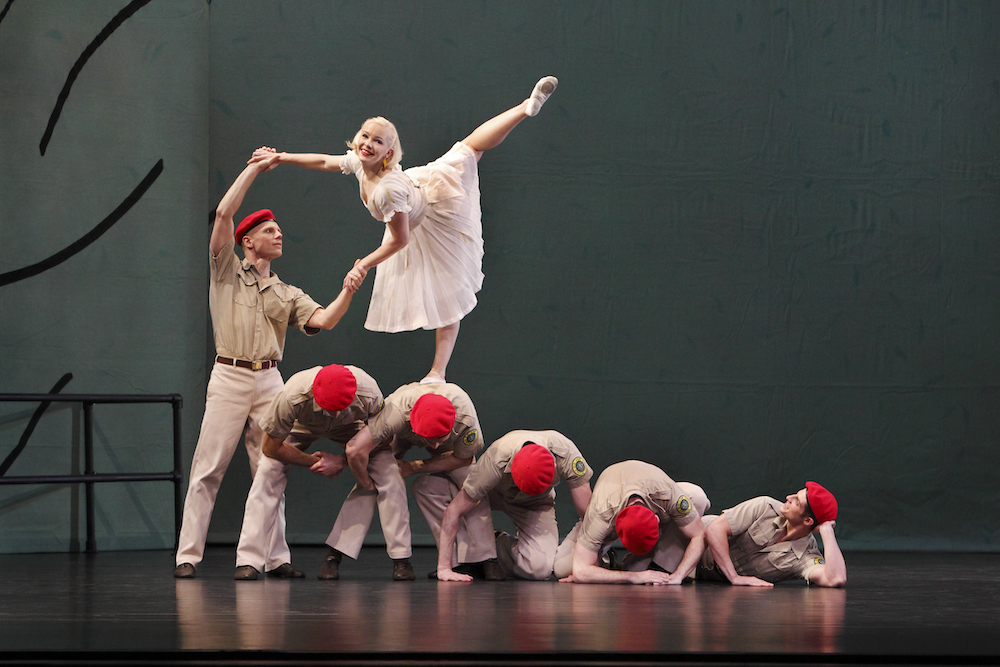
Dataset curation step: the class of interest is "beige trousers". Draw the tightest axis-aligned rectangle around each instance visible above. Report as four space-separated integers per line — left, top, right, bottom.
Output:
411 467 496 565
175 363 285 568
323 445 413 560
488 490 560 580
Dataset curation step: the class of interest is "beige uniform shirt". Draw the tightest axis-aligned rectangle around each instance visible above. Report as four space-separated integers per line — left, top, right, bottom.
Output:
370 383 483 460
462 430 592 510
259 366 383 446
209 239 322 361
702 496 824 583
577 460 700 553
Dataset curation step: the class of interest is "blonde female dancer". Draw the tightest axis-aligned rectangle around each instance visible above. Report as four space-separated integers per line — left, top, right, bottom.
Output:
250 76 557 384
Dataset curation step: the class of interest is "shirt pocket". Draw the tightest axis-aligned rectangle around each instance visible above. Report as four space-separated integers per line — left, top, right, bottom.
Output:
262 284 293 324
746 520 771 547
232 272 258 308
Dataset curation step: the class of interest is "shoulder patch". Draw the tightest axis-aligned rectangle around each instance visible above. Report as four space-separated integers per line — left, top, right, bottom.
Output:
813 557 825 566
571 457 588 476
463 429 478 446
676 495 692 514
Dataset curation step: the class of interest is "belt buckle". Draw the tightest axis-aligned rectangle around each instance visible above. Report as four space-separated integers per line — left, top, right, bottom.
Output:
252 361 263 371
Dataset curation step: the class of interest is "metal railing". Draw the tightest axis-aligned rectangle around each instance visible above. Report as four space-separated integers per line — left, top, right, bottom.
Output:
0 393 183 552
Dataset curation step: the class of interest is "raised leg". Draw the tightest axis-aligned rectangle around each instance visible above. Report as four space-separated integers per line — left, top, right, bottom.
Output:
460 76 558 158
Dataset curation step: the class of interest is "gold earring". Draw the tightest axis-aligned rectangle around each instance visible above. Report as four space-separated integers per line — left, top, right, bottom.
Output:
382 157 388 169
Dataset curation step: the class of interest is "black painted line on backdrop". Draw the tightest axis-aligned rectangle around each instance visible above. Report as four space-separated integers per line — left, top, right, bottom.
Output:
0 159 163 287
39 0 154 155
0 374 73 477
0 0 15 28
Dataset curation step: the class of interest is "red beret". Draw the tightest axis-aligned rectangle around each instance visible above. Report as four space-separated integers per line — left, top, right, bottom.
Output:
805 481 838 524
615 504 659 555
410 393 456 439
311 365 357 412
235 208 275 243
510 443 556 496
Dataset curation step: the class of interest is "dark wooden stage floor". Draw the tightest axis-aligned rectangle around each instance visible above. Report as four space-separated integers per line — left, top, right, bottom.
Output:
1 547 998 666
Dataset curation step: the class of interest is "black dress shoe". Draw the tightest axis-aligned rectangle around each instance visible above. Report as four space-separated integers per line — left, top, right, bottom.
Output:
392 559 415 581
234 565 259 580
266 563 305 578
318 549 341 580
483 559 506 581
453 562 482 578
174 563 196 579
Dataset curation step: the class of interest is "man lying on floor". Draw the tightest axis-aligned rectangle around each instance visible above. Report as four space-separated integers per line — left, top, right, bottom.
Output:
697 481 847 587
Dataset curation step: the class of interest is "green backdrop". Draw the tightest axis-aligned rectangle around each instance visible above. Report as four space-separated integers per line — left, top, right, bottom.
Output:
2 0 998 553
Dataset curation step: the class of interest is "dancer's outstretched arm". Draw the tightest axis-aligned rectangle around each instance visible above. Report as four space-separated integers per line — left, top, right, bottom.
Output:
249 146 343 172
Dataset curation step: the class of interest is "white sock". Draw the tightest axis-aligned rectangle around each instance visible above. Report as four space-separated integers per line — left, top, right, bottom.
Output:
525 76 558 117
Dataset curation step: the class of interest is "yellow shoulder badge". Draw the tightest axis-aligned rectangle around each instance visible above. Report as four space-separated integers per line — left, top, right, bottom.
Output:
676 495 692 514
813 557 825 566
463 429 478 446
571 457 587 476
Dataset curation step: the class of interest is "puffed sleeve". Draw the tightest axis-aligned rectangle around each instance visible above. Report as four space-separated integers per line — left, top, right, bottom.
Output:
340 150 362 176
369 172 413 223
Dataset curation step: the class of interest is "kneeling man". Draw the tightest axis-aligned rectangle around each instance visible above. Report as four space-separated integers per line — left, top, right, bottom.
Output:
556 460 708 585
435 430 594 581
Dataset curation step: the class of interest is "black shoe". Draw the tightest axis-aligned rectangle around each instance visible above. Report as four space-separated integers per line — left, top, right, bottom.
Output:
452 562 482 578
174 563 196 579
392 559 415 581
266 563 305 578
318 548 341 580
234 565 259 580
483 559 506 581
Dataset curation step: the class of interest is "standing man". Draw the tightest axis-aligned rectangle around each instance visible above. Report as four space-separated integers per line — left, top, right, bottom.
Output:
555 460 708 585
434 430 593 582
232 364 415 580
322 382 492 579
698 481 847 587
174 154 362 578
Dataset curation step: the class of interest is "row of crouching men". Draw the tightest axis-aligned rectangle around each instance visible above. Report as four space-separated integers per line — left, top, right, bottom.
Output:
174 364 847 588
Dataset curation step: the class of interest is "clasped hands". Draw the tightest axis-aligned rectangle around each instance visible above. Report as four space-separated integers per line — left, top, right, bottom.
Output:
343 259 368 292
309 451 347 478
249 146 280 171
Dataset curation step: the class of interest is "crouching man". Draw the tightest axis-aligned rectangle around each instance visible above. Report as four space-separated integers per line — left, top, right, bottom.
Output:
435 430 594 581
556 460 708 585
233 364 411 581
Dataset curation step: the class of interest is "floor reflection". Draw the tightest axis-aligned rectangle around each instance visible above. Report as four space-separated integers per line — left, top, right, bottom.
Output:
175 575 845 654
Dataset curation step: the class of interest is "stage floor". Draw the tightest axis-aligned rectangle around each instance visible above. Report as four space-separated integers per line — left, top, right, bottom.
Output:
0 547 997 666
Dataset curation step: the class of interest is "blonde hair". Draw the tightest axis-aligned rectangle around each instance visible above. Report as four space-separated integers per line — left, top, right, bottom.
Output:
347 117 403 170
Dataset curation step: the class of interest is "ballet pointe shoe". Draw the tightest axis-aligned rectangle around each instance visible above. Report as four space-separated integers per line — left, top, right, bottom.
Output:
420 371 445 385
525 76 558 117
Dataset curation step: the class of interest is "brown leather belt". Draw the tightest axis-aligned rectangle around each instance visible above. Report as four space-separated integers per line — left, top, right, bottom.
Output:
215 355 278 371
